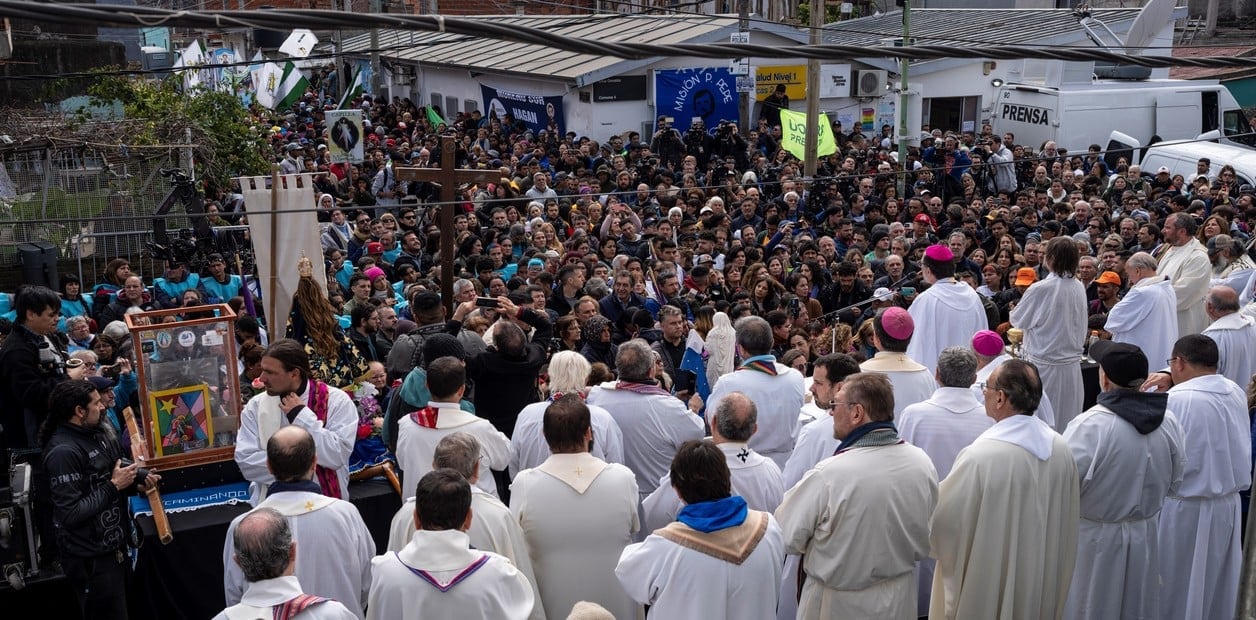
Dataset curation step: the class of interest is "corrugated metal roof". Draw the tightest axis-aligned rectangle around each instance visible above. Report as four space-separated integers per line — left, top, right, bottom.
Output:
1170 45 1256 80
822 8 1144 48
342 14 787 85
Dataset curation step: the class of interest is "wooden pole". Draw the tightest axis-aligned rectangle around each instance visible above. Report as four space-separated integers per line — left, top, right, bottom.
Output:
439 138 456 317
268 166 280 338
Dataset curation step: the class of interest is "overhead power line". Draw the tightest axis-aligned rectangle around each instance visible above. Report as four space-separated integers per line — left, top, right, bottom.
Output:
0 2 1254 69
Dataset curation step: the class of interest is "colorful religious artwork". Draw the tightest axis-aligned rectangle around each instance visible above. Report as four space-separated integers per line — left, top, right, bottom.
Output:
150 384 214 457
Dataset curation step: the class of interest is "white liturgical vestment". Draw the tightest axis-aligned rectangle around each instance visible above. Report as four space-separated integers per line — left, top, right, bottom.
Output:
511 452 643 620
1010 273 1087 433
1158 374 1251 620
1062 400 1184 620
367 529 533 620
1202 312 1256 389
1157 238 1212 337
640 441 784 532
509 399 624 478
905 278 988 372
587 382 704 500
213 576 356 620
706 361 806 468
236 384 357 504
1104 275 1178 372
860 352 937 416
616 511 785 620
395 401 510 499
223 490 374 618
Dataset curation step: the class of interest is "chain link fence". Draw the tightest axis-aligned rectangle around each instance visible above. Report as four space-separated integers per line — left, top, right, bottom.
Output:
0 144 200 290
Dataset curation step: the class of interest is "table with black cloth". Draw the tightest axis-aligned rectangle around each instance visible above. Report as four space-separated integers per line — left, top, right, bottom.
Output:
129 479 400 620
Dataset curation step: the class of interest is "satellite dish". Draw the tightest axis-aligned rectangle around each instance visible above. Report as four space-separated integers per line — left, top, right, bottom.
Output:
1123 0 1176 52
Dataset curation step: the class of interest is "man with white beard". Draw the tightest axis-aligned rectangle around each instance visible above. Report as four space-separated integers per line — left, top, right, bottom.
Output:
1104 252 1178 373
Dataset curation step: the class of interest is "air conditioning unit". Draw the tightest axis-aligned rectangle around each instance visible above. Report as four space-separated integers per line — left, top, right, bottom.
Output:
853 70 887 98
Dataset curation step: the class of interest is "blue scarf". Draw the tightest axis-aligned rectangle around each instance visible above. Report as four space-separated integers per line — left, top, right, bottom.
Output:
677 495 748 533
834 421 899 455
267 479 322 497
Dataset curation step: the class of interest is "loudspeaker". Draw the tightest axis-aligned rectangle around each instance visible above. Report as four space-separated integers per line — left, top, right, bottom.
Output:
17 241 57 289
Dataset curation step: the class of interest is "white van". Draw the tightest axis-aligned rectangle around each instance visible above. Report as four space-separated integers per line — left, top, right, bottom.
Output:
1104 131 1256 187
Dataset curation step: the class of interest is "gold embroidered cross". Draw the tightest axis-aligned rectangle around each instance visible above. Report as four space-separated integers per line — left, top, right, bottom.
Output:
304 501 314 511
574 466 584 478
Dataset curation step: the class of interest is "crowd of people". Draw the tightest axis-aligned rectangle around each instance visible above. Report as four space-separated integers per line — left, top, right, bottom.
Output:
2 84 1256 619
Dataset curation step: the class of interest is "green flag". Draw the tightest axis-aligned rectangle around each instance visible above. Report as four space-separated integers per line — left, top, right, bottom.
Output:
337 67 364 110
426 106 448 127
273 61 310 111
779 108 838 161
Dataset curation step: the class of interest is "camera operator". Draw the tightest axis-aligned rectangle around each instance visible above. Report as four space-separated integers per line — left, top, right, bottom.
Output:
650 116 685 171
683 118 716 170
712 121 750 171
42 379 159 620
1 285 88 451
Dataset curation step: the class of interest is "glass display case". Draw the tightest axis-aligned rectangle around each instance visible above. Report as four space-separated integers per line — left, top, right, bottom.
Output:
125 304 241 469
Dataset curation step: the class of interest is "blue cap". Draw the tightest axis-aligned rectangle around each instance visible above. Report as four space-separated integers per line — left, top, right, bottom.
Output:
527 258 545 268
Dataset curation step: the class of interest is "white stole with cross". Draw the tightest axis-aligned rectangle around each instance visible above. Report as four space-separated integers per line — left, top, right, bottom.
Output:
535 452 608 494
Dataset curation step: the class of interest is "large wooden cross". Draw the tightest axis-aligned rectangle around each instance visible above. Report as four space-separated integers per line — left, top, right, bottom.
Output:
394 136 496 315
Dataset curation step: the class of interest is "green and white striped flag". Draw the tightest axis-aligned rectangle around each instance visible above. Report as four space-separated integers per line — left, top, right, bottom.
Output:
255 61 309 110
337 67 365 109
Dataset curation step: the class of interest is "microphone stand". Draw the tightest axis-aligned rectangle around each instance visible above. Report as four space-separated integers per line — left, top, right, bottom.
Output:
811 274 918 352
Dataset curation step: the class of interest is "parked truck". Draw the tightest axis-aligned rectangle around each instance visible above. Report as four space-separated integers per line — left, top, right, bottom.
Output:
992 80 1255 154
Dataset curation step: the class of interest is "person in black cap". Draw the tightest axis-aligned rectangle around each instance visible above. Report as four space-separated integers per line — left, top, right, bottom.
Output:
1059 339 1184 620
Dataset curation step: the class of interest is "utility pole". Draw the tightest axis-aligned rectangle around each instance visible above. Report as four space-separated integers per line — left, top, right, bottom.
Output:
369 0 382 98
738 0 750 128
896 0 910 196
803 0 822 177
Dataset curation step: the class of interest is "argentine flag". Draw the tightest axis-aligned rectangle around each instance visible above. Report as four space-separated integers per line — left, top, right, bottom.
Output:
679 330 711 402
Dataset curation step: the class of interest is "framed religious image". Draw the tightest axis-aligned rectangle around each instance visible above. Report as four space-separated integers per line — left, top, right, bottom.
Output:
126 304 242 470
149 384 214 457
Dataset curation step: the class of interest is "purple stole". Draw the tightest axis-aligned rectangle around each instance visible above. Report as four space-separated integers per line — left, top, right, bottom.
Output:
306 380 342 499
395 552 491 592
272 594 329 620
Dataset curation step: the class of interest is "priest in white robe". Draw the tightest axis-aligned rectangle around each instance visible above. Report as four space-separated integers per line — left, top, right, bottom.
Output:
777 353 863 620
224 427 374 618
781 354 863 489
510 395 643 620
395 357 510 499
1010 237 1088 432
776 373 938 619
1062 341 1184 620
215 508 357 620
861 307 937 417
235 340 358 504
1157 334 1251 620
930 360 1080 620
897 347 993 617
905 244 988 372
641 392 784 532
368 469 534 620
1202 286 1256 389
970 330 1055 427
587 339 704 503
617 440 784 620
705 316 806 468
1105 252 1178 373
386 433 545 620
509 352 625 478
1156 212 1212 338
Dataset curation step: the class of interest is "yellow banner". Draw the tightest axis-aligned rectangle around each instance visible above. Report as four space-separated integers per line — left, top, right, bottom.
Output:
779 108 838 160
755 65 807 101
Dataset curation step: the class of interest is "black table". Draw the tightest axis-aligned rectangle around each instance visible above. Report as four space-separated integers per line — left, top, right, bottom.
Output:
130 479 401 620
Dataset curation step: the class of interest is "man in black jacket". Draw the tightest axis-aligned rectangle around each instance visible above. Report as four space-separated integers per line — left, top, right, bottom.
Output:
465 293 553 438
43 379 158 619
821 261 873 326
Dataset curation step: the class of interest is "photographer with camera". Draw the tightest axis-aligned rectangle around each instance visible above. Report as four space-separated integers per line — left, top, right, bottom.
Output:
650 116 684 171
712 121 750 171
1 286 89 451
682 118 716 170
42 379 159 620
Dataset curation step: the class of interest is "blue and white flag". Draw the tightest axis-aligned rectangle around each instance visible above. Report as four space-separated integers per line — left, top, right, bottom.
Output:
679 329 711 402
